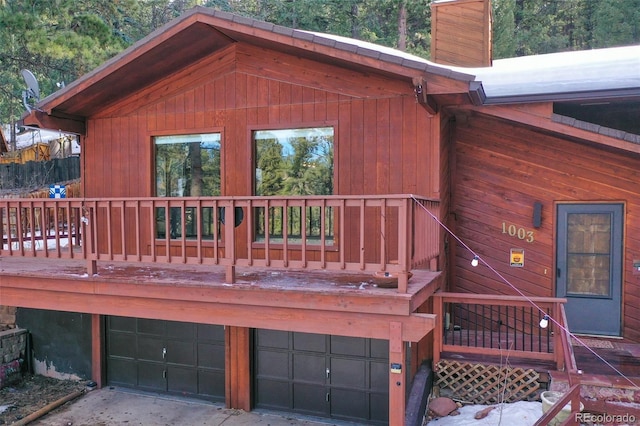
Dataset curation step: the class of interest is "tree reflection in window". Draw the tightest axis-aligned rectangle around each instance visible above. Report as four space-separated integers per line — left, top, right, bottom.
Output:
254 127 334 243
155 133 221 239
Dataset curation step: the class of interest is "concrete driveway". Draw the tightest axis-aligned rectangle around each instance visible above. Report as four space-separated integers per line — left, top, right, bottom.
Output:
31 387 359 426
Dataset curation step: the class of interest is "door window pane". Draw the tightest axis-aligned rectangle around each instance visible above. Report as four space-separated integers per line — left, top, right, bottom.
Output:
566 213 611 297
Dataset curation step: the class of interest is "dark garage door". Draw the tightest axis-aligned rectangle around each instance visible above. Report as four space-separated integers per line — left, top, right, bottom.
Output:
107 317 225 401
254 330 389 424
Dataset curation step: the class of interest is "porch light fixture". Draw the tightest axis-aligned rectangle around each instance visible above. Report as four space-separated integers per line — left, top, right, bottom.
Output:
539 315 550 329
471 256 479 267
533 201 542 228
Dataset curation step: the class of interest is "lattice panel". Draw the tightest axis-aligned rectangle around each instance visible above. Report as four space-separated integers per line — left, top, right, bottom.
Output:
435 360 540 404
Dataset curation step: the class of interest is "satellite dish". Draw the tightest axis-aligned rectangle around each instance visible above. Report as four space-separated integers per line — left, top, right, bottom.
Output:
21 69 41 113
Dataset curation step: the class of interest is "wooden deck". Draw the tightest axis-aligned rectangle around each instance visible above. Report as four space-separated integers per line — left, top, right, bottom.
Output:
0 195 442 293
547 339 640 419
437 328 640 379
437 330 640 418
572 339 640 381
0 256 442 341
433 293 569 373
439 340 640 379
437 327 557 375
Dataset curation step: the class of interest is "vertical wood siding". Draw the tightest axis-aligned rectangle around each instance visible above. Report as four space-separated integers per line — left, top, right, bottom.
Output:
81 42 439 271
451 113 640 342
83 43 437 200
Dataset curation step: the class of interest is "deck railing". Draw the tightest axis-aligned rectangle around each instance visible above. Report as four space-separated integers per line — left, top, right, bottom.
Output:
558 303 579 382
0 194 440 292
433 293 569 370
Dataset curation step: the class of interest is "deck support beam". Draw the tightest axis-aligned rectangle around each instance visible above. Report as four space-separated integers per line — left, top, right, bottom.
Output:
0 277 436 342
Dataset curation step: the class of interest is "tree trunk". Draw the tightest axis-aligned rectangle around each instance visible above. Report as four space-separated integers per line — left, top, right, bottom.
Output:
189 142 203 196
351 3 359 39
397 0 407 51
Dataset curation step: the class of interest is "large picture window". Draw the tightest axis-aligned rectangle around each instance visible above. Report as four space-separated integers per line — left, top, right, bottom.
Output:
254 127 334 242
155 133 221 239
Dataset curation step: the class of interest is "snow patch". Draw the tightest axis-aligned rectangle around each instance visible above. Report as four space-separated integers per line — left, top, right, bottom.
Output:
428 401 543 426
0 405 14 414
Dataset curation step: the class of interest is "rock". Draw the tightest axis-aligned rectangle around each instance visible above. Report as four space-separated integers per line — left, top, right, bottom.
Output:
429 397 458 417
474 405 496 419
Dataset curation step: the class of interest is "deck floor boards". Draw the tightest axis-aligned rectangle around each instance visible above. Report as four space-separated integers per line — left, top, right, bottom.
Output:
573 341 640 379
0 256 438 295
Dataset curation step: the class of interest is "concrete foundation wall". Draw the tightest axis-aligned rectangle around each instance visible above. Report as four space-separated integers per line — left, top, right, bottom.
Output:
16 308 91 380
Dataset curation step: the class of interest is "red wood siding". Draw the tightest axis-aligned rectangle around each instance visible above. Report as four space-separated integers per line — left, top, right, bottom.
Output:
438 114 454 277
451 113 640 342
83 43 438 200
80 42 440 277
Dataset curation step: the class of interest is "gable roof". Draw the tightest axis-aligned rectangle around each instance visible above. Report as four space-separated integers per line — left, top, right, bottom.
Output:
21 6 640 142
24 6 475 131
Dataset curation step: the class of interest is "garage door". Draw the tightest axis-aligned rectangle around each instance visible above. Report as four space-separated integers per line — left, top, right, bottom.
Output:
107 317 225 401
254 330 389 424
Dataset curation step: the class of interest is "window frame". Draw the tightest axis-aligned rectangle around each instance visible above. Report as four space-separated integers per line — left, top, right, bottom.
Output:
152 130 223 241
251 124 336 245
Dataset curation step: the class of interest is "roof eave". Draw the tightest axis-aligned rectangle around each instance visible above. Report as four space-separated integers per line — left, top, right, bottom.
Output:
480 87 640 105
26 7 476 121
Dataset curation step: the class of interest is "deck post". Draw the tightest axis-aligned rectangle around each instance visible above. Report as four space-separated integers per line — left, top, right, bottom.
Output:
225 326 251 411
224 201 236 284
91 314 104 388
226 265 236 284
554 301 564 371
86 259 97 275
432 294 443 368
397 272 408 293
389 321 406 426
83 208 97 275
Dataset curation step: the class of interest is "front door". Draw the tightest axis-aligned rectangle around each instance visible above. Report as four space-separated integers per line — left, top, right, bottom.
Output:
556 203 623 336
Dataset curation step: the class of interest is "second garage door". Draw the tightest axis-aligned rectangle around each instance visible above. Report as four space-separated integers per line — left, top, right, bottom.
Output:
106 317 225 401
254 330 389 424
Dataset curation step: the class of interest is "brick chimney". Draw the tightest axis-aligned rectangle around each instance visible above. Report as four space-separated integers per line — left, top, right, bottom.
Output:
431 0 492 67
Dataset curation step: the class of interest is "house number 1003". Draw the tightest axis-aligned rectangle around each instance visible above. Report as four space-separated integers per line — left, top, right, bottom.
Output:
502 222 534 243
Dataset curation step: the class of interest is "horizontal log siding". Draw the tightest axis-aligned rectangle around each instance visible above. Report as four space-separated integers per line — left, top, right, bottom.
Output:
431 0 491 67
451 113 640 342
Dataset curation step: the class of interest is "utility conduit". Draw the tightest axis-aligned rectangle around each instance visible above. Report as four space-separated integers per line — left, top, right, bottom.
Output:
12 389 85 426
